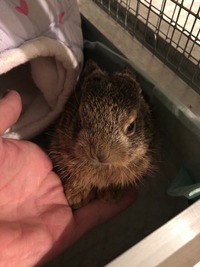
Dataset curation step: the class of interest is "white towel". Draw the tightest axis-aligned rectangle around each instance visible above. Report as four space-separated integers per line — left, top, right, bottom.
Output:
0 0 83 139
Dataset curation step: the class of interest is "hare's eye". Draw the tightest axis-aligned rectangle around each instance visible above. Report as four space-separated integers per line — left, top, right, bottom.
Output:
126 121 136 136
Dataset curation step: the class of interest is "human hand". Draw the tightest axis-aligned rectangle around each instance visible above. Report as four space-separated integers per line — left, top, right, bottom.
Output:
0 90 137 267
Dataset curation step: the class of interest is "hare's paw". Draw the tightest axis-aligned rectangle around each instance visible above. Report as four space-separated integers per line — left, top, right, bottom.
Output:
66 188 92 209
67 194 85 209
97 187 125 203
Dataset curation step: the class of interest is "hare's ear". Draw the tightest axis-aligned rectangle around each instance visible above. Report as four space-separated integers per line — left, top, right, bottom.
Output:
121 67 142 94
84 60 103 76
122 67 137 81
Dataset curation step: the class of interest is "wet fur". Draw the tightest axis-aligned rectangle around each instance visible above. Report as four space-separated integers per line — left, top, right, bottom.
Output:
49 61 155 209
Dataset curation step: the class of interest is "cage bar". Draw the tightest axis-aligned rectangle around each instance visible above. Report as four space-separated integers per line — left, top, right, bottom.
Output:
92 0 200 93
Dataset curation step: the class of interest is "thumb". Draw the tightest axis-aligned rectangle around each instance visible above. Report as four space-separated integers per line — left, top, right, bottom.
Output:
0 90 22 135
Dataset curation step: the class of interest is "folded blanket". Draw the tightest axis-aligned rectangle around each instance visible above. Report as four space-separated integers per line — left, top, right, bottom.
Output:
0 0 83 139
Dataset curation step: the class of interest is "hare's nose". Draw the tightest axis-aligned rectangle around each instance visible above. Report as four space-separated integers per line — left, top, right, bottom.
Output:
96 153 108 163
90 146 109 163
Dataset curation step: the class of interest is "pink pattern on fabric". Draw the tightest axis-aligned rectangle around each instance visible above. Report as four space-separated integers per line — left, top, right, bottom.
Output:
58 12 65 24
16 0 28 15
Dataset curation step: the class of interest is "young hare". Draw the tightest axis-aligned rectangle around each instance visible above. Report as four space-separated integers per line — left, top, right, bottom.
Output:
49 60 155 209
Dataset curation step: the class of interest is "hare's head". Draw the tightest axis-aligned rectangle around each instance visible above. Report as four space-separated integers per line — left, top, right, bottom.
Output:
74 60 153 169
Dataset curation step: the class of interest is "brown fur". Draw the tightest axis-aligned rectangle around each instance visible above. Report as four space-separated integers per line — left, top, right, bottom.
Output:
49 60 155 209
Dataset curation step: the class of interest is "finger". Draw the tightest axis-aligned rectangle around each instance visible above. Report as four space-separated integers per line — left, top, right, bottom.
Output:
39 187 137 266
73 186 137 239
0 90 22 134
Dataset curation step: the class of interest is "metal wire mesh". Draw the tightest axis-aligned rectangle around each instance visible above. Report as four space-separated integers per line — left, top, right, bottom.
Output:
92 0 200 93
